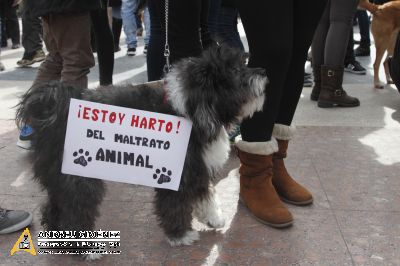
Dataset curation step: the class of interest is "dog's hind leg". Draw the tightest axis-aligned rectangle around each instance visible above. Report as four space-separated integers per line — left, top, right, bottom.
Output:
154 189 199 246
384 31 398 84
54 175 105 231
41 193 62 231
193 185 225 229
372 22 389 89
47 175 105 260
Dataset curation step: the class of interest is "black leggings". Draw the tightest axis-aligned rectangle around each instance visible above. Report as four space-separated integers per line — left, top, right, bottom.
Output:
91 7 114 86
312 0 359 68
238 0 327 142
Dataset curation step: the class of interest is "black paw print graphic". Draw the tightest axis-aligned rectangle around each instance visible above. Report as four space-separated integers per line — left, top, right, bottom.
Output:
73 149 92 167
153 167 172 184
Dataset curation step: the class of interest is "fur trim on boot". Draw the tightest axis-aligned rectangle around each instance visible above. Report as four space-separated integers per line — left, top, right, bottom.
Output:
235 138 278 155
272 124 295 140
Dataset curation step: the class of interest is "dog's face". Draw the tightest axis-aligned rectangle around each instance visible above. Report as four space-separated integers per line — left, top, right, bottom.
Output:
166 46 268 141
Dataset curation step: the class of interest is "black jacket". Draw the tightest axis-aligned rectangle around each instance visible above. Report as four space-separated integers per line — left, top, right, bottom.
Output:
24 0 103 17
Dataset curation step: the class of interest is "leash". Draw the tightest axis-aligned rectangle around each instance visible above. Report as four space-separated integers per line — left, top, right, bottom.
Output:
162 0 171 103
163 0 171 74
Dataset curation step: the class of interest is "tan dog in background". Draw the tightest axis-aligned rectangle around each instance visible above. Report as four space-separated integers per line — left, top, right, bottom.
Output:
359 0 400 88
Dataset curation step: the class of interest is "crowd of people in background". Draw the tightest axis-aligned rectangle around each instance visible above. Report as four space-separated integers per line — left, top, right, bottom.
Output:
0 0 395 235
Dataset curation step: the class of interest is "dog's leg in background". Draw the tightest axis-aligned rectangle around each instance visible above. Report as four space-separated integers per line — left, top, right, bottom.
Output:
193 185 225 229
154 189 199 246
372 37 388 88
384 32 398 85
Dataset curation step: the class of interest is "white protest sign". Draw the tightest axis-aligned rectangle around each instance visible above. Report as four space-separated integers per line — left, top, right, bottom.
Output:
61 98 192 191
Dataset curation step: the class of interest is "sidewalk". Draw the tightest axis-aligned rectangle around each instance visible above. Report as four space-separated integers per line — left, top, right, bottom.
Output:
1 30 400 265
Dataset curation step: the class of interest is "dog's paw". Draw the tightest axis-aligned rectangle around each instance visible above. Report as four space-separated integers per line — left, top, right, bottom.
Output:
374 82 385 89
82 253 103 261
195 206 225 229
206 212 225 229
193 194 225 229
167 230 199 246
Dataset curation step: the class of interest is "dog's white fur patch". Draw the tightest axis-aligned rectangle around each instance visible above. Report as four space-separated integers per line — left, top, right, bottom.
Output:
272 124 296 140
236 138 278 155
202 128 230 175
239 75 267 119
83 253 103 261
167 230 199 246
165 70 187 116
193 187 225 228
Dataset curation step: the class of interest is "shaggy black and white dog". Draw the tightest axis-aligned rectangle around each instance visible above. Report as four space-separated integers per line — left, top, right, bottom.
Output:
16 46 267 255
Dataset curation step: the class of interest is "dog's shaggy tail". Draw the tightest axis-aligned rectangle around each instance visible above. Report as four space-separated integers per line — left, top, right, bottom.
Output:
16 81 84 138
16 82 84 186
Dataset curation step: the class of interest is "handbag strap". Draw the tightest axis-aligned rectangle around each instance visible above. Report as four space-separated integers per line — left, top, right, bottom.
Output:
163 0 171 74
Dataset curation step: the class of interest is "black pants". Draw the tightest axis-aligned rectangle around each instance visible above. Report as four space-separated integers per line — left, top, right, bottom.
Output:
312 0 359 68
90 7 114 86
238 0 327 142
345 26 356 65
21 13 43 59
0 1 20 46
147 0 210 81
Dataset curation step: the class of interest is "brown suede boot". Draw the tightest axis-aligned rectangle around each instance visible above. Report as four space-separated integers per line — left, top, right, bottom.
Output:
236 140 293 228
310 65 321 101
272 124 313 205
318 65 360 108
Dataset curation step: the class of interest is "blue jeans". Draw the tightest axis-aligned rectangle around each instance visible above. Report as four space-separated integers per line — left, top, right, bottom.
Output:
143 6 150 46
121 0 137 49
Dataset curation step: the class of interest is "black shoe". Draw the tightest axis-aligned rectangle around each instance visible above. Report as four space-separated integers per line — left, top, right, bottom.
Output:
17 49 46 67
0 208 32 234
143 45 148 55
354 46 370 57
304 76 313 87
344 61 366 75
11 43 20 49
127 47 136 56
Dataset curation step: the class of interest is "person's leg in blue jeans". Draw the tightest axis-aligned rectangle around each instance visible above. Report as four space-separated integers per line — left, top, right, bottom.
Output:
121 0 138 55
143 6 150 53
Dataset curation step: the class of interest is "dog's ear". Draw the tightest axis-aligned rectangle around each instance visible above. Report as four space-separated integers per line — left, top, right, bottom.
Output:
192 101 221 142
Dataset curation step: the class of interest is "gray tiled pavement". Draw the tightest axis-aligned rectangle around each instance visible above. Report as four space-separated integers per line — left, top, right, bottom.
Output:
0 26 399 265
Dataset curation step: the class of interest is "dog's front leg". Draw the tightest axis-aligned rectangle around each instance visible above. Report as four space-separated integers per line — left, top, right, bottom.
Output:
154 189 199 246
193 185 225 229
